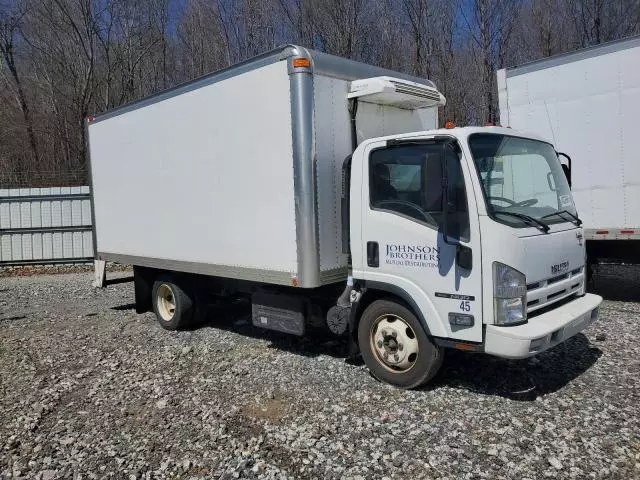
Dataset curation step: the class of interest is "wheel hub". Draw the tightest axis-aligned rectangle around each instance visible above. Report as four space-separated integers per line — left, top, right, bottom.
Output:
371 316 419 372
157 284 176 322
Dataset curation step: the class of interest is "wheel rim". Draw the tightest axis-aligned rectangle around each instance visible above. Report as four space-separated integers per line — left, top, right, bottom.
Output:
370 314 419 373
157 284 176 322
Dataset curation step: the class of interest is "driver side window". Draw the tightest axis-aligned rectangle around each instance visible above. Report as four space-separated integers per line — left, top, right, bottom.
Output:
369 143 469 240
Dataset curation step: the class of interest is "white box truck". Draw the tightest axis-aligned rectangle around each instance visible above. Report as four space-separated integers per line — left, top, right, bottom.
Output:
497 35 640 271
88 45 601 388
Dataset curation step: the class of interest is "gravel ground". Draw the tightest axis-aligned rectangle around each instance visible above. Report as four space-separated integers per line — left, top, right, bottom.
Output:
1 266 639 479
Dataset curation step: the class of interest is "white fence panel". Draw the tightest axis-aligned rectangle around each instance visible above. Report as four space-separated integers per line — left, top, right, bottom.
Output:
0 186 94 266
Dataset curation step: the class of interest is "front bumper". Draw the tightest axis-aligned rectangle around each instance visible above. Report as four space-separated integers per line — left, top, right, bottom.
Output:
484 293 602 359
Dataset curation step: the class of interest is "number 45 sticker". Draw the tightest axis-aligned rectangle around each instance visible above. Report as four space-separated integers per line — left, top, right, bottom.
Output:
460 301 471 312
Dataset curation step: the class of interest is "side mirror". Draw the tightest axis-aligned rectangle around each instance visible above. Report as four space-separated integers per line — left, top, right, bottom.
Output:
557 152 572 188
441 143 472 271
443 196 473 271
456 245 473 270
441 148 452 240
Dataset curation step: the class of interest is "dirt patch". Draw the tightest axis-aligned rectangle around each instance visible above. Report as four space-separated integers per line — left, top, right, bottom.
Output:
243 396 289 424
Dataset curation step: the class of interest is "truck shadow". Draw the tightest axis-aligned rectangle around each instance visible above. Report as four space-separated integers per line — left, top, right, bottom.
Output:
197 299 349 360
196 301 602 399
588 264 640 301
431 333 602 401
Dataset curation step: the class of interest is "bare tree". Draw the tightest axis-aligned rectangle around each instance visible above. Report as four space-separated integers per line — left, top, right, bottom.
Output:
571 0 639 46
214 0 281 63
310 0 368 58
22 0 100 170
0 3 39 164
402 0 434 77
176 0 230 80
275 0 315 46
461 0 519 123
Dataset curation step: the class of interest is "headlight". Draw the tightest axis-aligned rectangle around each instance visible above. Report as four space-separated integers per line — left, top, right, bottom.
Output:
493 262 527 326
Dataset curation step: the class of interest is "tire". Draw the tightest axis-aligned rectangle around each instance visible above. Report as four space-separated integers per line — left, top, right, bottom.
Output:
151 276 194 330
358 299 443 389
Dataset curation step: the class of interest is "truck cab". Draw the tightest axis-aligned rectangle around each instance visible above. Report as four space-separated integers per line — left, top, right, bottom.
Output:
347 126 602 388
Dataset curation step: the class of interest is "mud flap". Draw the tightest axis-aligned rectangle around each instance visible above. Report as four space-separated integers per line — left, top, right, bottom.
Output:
133 266 152 314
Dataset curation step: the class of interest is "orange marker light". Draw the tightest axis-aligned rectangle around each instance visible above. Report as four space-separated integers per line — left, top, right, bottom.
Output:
292 58 311 68
444 121 455 129
454 343 478 352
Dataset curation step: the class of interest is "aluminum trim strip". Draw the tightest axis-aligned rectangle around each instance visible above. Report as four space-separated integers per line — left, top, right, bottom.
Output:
98 253 297 286
319 267 348 284
289 47 321 288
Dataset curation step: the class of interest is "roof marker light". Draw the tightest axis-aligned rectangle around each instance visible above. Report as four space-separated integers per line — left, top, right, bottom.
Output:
292 58 311 68
444 121 455 129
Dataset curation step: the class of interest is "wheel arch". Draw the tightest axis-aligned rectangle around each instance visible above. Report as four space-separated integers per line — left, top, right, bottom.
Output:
134 267 198 315
351 281 433 340
352 281 445 388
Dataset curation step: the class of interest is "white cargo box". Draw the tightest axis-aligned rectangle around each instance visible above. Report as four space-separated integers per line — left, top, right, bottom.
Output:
88 45 441 288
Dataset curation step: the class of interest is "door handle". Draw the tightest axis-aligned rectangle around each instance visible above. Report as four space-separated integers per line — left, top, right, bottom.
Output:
367 241 379 267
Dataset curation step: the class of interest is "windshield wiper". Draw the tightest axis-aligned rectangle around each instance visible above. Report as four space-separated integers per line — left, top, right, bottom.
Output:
493 211 551 233
541 210 583 226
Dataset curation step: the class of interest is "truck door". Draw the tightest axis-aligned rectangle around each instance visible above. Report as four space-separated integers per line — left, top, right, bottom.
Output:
353 137 483 343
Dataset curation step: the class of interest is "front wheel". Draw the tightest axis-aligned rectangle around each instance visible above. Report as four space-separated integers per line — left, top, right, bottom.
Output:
358 300 443 389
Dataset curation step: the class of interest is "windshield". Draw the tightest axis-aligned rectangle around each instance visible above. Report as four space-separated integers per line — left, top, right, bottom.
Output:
468 133 577 229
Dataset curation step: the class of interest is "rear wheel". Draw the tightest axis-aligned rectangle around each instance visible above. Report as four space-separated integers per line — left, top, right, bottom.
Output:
358 300 443 389
152 276 194 330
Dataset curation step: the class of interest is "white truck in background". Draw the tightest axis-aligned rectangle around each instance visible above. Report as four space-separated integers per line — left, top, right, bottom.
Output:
497 34 640 272
88 45 601 389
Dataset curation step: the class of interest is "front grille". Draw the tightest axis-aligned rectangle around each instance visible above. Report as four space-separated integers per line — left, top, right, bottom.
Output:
526 267 584 314
547 289 567 300
547 273 569 285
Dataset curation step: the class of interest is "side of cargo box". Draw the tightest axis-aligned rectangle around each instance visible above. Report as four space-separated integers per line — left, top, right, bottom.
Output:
89 51 304 287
